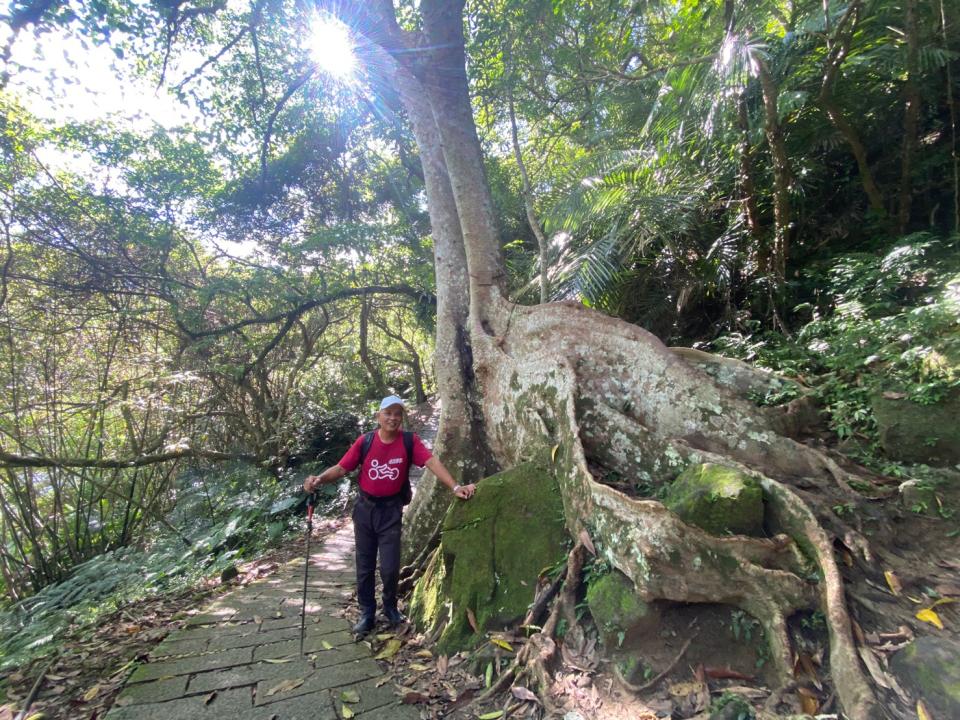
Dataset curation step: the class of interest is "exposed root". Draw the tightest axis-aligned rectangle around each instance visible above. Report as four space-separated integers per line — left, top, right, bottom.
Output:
467 542 588 717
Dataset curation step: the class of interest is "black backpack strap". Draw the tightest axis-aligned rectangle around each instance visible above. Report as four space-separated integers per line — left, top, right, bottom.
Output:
402 431 414 469
358 431 376 465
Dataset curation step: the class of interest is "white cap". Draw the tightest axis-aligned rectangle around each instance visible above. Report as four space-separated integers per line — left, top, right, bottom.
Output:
378 395 405 411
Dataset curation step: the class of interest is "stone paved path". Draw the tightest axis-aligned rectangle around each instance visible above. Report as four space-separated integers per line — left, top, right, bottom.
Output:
105 523 418 720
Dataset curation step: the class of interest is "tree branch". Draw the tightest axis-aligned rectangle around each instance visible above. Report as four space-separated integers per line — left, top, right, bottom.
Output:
0 447 255 470
178 284 435 339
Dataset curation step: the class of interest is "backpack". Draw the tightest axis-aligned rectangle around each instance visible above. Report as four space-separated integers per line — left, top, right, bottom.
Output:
358 430 414 505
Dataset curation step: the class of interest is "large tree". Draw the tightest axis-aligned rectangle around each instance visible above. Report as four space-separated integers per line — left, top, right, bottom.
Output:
328 1 887 717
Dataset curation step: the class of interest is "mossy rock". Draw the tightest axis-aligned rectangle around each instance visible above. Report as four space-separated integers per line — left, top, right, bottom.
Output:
586 569 658 648
663 463 763 536
890 635 960 717
409 463 567 653
871 388 960 466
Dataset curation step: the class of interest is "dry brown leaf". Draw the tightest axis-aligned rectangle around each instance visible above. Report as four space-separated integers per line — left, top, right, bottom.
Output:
204 691 218 705
437 655 449 677
857 647 891 689
578 529 596 556
798 690 819 715
884 570 903 596
265 678 304 697
510 685 540 703
466 608 479 633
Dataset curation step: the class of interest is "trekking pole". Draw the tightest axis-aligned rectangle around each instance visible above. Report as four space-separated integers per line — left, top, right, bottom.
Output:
299 492 316 656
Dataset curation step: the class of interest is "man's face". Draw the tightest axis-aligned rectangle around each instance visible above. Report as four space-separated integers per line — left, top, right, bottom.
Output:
378 405 403 432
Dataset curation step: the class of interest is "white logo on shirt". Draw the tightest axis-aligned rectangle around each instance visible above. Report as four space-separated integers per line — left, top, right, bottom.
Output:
368 459 399 481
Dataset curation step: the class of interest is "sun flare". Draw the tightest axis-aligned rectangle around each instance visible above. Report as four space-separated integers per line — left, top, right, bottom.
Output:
308 14 357 81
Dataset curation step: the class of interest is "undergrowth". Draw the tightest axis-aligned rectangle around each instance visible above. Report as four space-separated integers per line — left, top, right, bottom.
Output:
712 233 960 472
0 462 341 671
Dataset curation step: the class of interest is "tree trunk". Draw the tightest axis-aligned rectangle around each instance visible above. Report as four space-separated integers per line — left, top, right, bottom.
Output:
898 0 921 233
754 57 793 281
816 0 888 221
392 67 495 561
359 296 388 397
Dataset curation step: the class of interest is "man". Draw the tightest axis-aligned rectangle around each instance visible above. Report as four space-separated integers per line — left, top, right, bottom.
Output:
304 395 475 635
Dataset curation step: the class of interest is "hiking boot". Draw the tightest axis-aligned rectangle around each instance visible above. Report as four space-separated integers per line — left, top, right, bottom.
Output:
352 614 375 635
383 606 406 626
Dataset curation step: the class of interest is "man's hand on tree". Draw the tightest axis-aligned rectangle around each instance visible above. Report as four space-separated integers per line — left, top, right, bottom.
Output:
453 483 476 500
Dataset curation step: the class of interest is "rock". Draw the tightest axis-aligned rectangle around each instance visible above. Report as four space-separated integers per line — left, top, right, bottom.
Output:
408 463 567 653
890 635 960 717
663 463 764 536
898 479 938 515
871 388 960 466
586 569 659 648
219 564 239 583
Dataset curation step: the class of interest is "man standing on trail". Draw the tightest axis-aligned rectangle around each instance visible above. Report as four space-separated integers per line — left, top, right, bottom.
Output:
303 395 475 635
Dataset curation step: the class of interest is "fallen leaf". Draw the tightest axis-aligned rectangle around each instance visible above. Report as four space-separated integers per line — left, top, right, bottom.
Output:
375 633 395 641
320 640 335 650
375 675 391 687
263 658 293 664
204 691 218 705
884 570 902 596
409 663 431 671
916 608 945 630
705 667 754 682
485 661 493 688
478 712 504 720
510 685 539 703
917 699 933 720
883 391 907 399
466 608 479 633
797 687 819 715
490 638 514 652
340 689 360 703
342 705 355 719
254 616 263 624
415 649 433 658
373 638 402 660
83 685 101 701
266 678 304 696
578 529 596 555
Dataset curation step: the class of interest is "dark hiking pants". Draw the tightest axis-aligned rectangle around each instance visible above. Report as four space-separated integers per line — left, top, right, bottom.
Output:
352 495 403 617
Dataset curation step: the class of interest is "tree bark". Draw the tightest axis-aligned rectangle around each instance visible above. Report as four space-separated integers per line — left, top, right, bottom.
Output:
392 66 495 560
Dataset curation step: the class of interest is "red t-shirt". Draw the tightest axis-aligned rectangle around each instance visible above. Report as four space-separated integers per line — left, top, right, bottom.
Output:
339 432 433 497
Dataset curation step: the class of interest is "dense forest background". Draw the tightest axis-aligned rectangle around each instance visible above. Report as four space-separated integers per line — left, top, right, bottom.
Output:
0 0 958 707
